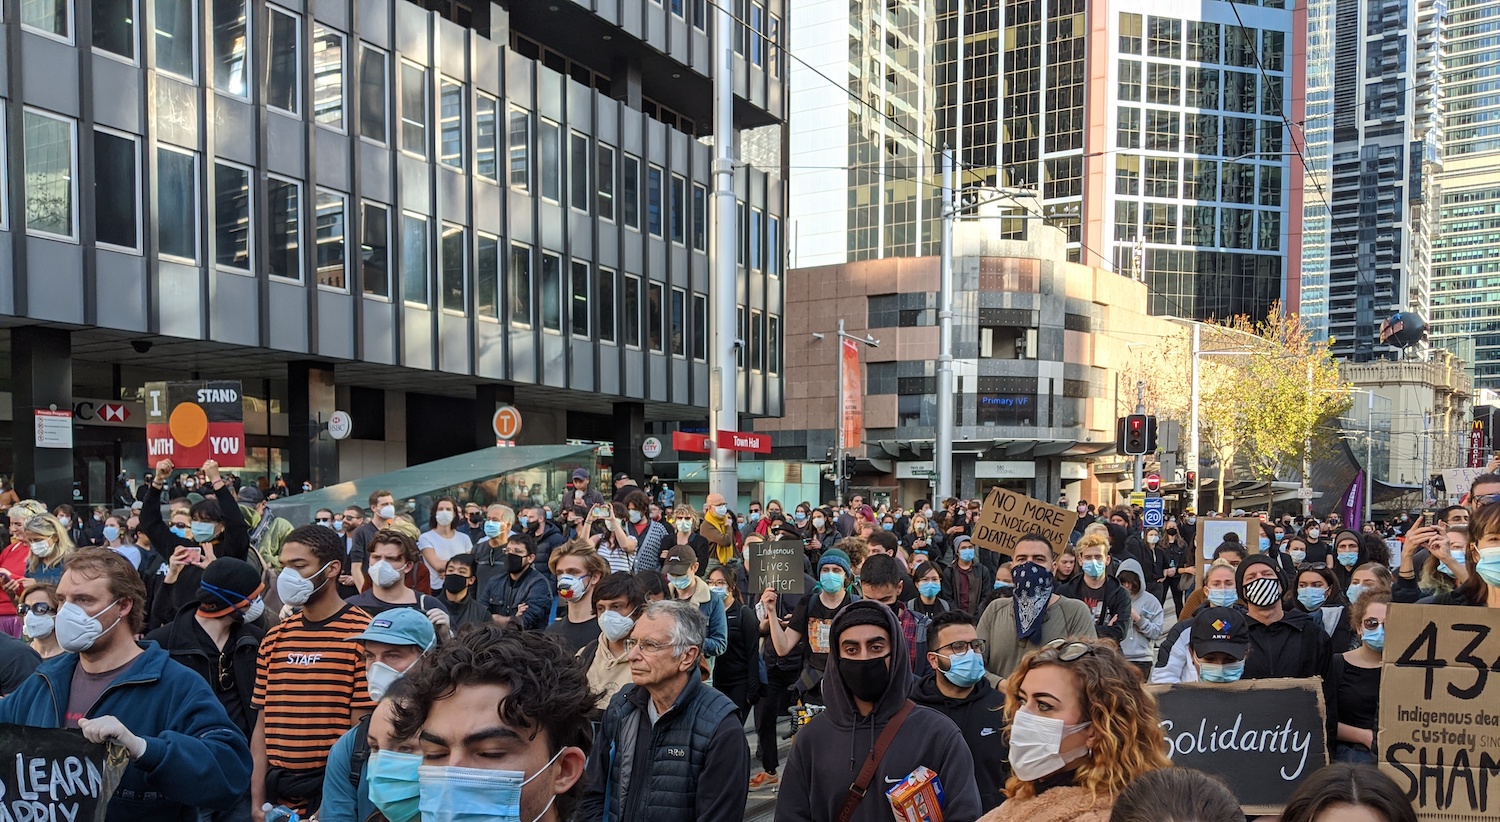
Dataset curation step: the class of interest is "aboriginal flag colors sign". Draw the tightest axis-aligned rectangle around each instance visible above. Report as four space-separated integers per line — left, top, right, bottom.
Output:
0 725 128 822
145 381 246 468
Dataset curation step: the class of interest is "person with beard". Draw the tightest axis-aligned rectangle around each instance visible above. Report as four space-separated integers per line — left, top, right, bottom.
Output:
774 600 983 822
976 535 1096 679
434 553 490 627
1238 554 1332 679
912 610 1009 812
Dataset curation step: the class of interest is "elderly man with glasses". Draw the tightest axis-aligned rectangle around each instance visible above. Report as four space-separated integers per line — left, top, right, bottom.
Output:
579 599 749 822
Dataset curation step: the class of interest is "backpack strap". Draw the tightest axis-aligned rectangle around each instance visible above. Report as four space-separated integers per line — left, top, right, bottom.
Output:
837 700 915 822
349 713 373 788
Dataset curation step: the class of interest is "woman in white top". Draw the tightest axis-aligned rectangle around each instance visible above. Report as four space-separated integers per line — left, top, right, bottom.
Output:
417 496 474 589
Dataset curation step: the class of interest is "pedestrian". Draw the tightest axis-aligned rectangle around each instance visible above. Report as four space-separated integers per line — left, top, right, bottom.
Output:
1237 554 1332 679
350 490 398 590
908 560 952 618
620 490 669 573
480 532 553 630
252 525 377 819
943 535 993 616
22 582 64 660
564 467 606 513
663 545 729 657
0 548 253 821
860 554 932 675
1423 500 1500 607
1115 558 1163 676
707 564 761 719
979 639 1171 822
433 553 491 627
1186 606 1250 683
976 534 1096 679
347 529 451 628
1327 591 1388 764
417 497 475 592
1055 534 1131 644
913 610 1009 812
763 547 857 700
1278 763 1417 822
1107 768 1243 822
1293 565 1355 652
546 539 610 653
579 600 750 822
578 571 646 711
21 512 75 590
1177 542 1247 619
0 627 40 696
775 600 983 822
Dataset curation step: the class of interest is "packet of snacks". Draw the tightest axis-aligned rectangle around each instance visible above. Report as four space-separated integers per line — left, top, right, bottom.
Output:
886 765 945 822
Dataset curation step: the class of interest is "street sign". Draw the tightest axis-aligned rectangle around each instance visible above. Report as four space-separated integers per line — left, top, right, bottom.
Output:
492 405 522 440
672 431 712 453
716 429 771 454
327 410 352 440
642 436 663 459
1144 473 1162 493
1143 497 1165 528
1129 491 1146 508
1297 486 1315 500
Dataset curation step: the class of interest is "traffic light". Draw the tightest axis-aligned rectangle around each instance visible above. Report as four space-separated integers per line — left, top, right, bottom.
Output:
1119 414 1154 455
1185 470 1197 490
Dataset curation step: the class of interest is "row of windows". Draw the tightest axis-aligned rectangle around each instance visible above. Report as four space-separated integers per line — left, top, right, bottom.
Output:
1115 201 1282 251
1118 109 1285 159
1119 61 1283 115
1116 156 1282 206
1119 14 1286 69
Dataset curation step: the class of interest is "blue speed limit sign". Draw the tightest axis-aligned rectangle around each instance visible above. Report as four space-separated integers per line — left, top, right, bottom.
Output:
1143 497 1164 528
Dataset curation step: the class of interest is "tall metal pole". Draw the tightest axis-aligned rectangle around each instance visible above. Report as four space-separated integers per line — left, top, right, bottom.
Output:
1365 390 1373 523
835 319 846 507
1189 323 1201 510
1134 380 1146 493
935 147 955 501
1302 362 1313 518
707 5 738 505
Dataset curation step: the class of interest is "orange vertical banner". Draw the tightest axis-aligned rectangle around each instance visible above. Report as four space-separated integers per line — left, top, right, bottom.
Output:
841 337 863 449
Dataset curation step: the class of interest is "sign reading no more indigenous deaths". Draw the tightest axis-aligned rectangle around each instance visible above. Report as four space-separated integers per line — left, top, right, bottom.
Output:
970 486 1073 559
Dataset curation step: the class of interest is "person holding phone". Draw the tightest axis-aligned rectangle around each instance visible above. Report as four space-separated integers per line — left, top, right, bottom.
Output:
564 468 604 514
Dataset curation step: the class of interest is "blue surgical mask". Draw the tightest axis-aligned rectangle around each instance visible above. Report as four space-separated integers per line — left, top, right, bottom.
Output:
1082 559 1106 578
102 525 120 542
958 548 976 563
170 525 189 540
819 571 845 594
882 522 894 531
367 749 423 822
1345 584 1366 603
994 581 1012 591
417 747 563 822
794 511 808 522
714 504 728 517
940 649 987 688
1336 551 1358 568
190 522 217 543
518 516 530 530
1290 549 1307 564
544 510 552 520
917 581 942 599
1259 537 1270 551
484 521 503 539
1361 625 1385 651
1477 547 1500 587
668 574 693 590
1207 588 1238 608
1296 587 1327 609
1199 660 1245 683
749 511 761 522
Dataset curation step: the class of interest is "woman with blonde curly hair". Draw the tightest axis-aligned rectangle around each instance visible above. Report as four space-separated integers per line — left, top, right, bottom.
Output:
980 638 1171 822
21 513 75 591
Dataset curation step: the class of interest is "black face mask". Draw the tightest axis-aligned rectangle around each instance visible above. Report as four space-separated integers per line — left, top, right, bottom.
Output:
468 512 484 525
443 573 470 594
841 655 891 703
506 554 526 574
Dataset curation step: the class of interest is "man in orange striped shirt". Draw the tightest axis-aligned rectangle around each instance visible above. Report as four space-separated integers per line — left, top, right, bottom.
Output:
250 525 376 821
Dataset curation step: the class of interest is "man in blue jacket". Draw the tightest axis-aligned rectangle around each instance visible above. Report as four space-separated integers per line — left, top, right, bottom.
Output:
0 548 252 821
481 533 554 629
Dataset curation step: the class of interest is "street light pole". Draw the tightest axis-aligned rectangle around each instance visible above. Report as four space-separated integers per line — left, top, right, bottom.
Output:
707 4 738 504
936 147 955 501
1189 323 1200 508
1366 391 1374 523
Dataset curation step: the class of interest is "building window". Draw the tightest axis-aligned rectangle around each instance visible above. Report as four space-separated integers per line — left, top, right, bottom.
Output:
1118 60 1141 103
1146 64 1180 106
694 0 707 30
1259 165 1282 206
509 243 532 326
1223 162 1255 203
1147 16 1180 59
476 93 498 180
312 26 344 130
1143 202 1177 244
691 294 707 360
1184 159 1219 199
213 162 251 271
93 129 139 251
670 175 686 244
750 208 763 269
1187 21 1219 62
267 176 301 280
598 268 617 343
647 282 664 352
155 0 196 79
1119 13 1142 54
1116 155 1140 195
770 16 782 77
212 0 248 96
1221 207 1253 249
671 0 684 17
1184 205 1216 246
361 201 390 298
768 315 780 374
266 6 299 113
737 201 747 264
1186 67 1219 109
1117 107 1140 149
539 120 561 201
646 166 663 237
1145 157 1179 198
22 0 71 40
597 144 616 221
358 45 388 143
0 105 8 231
477 233 499 318
93 0 136 60
622 155 640 229
401 213 430 305
751 3 765 66
438 78 464 169
1114 201 1138 241
400 62 428 157
1258 211 1280 251
541 253 562 331
156 146 197 260
508 108 530 190
623 274 642 347
670 287 686 356
737 306 746 367
1224 71 1256 114
768 215 780 275
571 260 591 338
1145 109 1180 152
315 190 347 289
692 184 707 251
440 222 465 312
1262 30 1285 72
1188 113 1219 155
570 133 590 213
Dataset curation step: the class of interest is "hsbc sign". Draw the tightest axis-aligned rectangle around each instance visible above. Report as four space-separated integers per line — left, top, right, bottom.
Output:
74 399 144 428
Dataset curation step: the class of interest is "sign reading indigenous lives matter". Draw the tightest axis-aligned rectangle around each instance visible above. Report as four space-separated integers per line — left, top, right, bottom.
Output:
1147 678 1327 815
970 487 1072 559
0 725 128 822
1379 603 1500 821
752 540 805 595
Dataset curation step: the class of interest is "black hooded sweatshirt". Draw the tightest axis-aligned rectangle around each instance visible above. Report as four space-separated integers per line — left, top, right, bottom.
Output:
1236 555 1333 680
910 673 1009 812
775 600 983 822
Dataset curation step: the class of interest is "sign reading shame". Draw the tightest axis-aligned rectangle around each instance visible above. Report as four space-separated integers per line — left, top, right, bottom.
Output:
1379 604 1500 821
1147 678 1327 815
0 725 127 822
970 487 1072 559
752 540 805 595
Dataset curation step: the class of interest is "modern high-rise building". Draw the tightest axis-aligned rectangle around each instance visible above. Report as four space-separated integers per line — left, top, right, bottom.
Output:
0 0 785 504
1432 0 1500 389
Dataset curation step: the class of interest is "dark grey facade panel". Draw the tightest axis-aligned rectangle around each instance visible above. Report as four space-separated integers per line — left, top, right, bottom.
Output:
96 253 149 332
404 306 434 369
319 294 357 359
28 241 85 323
212 272 260 346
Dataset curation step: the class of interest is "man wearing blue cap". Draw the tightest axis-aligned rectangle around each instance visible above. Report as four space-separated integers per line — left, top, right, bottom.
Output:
320 609 436 822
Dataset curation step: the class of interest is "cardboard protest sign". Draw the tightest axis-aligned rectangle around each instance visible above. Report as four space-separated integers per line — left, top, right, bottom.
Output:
1147 678 1327 815
0 725 128 822
144 381 246 468
752 540 805 594
1379 603 1500 821
970 487 1072 559
1196 516 1263 563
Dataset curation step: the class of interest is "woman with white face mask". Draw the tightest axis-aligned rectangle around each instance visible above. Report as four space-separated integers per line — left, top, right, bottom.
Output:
981 639 1171 822
22 583 63 660
418 496 475 590
21 513 74 590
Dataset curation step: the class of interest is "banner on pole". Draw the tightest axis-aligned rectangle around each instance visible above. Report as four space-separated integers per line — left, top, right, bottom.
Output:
1340 471 1365 531
840 338 863 450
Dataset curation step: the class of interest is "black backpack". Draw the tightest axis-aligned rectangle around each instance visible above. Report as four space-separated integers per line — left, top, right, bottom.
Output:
349 713 373 787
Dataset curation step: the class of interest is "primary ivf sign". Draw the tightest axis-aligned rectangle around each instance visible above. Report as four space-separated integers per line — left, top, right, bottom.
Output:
144 381 247 468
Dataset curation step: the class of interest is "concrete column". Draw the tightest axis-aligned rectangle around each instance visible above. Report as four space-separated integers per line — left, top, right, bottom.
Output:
610 58 643 109
288 362 338 489
612 402 646 481
475 385 517 449
12 328 73 504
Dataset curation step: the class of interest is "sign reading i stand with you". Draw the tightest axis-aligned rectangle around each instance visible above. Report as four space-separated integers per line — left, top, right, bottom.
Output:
751 540 805 595
0 725 128 822
969 486 1073 558
144 381 247 468
1379 603 1500 821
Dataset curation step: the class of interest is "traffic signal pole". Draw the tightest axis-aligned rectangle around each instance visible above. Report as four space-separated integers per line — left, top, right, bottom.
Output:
1134 380 1145 494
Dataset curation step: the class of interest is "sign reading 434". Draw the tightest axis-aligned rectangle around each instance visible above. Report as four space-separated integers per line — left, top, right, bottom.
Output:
144 381 247 468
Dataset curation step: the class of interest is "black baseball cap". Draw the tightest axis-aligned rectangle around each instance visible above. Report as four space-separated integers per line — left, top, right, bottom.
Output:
1190 607 1249 660
663 545 697 575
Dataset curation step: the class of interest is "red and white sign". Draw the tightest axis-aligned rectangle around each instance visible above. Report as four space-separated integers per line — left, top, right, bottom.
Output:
1469 421 1487 468
72 399 143 428
1144 473 1162 493
35 409 73 449
642 436 663 459
672 431 712 453
716 429 771 454
492 405 522 440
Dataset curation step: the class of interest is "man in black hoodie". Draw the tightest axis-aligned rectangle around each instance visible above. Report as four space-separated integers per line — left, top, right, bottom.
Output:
1236 554 1331 679
775 600 982 822
911 610 1008 812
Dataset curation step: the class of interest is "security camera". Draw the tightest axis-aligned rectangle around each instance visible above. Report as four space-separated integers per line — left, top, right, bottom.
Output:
131 340 153 354
733 338 746 349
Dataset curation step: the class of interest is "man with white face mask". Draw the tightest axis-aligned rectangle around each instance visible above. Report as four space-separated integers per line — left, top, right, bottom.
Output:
0 548 252 821
347 531 451 632
350 489 397 594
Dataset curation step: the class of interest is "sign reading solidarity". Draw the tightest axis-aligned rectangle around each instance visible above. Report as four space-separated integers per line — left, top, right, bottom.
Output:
969 486 1072 559
751 540 805 594
0 724 129 822
1148 678 1327 815
1379 603 1500 820
144 381 246 468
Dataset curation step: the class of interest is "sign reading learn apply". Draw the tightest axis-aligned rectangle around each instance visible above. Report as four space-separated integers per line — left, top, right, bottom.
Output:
0 725 128 822
970 487 1073 559
1379 603 1500 821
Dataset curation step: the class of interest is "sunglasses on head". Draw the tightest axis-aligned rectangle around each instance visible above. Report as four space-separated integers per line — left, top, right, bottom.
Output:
1039 638 1097 662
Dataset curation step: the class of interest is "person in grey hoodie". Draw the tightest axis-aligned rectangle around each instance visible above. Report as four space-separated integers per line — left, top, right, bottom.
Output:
1116 557 1164 676
774 600 983 822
